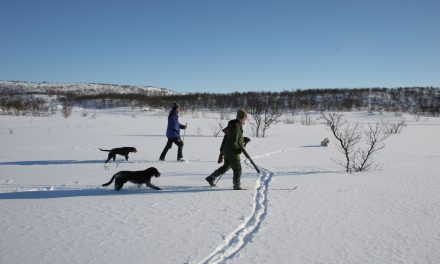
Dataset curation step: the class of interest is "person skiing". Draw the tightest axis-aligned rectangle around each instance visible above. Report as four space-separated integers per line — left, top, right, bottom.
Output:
159 103 187 161
206 109 249 190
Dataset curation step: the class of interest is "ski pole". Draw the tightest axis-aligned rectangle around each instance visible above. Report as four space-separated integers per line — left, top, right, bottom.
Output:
214 173 224 185
240 146 261 174
182 122 188 143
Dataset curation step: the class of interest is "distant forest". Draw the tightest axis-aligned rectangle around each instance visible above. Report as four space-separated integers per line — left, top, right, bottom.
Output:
60 87 440 115
1 86 440 116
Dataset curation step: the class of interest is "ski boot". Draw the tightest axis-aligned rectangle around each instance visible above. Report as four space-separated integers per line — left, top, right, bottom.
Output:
205 176 216 187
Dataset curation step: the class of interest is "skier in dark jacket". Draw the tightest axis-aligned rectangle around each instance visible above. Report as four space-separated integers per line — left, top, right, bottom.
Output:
206 109 248 190
159 103 187 161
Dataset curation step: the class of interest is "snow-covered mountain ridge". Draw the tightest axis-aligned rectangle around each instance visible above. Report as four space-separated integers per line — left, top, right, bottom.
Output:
0 80 179 96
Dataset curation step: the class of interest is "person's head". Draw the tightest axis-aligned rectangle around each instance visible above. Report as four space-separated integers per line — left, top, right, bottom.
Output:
236 109 248 125
172 102 180 112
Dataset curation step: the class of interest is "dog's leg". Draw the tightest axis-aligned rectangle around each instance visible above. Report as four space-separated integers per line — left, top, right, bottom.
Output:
115 183 124 191
125 155 129 161
146 182 161 190
105 154 112 163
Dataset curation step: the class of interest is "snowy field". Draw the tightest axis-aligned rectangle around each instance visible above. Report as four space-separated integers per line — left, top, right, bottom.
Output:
1 108 439 264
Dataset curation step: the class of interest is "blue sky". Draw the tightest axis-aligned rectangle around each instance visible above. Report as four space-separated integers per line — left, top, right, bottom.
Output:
0 0 439 93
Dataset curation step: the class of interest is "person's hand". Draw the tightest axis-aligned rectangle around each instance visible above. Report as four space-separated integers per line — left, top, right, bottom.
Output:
244 137 251 147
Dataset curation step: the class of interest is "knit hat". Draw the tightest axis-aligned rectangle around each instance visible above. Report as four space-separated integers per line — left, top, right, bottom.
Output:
172 102 180 109
236 109 247 120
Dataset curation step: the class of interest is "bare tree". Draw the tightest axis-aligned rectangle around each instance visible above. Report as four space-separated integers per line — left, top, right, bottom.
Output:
321 112 361 172
322 112 392 172
210 120 224 137
352 123 389 172
247 96 282 137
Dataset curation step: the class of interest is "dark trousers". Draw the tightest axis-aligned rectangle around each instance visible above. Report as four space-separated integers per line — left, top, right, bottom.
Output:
160 137 183 160
209 156 242 187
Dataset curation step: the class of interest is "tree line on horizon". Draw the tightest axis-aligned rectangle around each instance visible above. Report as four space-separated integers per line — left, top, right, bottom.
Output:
1 86 439 117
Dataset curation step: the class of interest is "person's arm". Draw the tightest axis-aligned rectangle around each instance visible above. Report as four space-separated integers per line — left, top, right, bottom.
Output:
232 124 244 153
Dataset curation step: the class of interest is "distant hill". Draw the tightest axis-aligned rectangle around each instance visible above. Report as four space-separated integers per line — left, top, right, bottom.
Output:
0 80 178 96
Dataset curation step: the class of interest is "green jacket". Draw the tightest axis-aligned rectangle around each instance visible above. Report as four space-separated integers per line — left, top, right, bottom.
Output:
222 119 244 161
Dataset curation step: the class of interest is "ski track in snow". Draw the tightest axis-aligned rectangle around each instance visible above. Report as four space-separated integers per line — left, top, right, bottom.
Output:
198 149 292 264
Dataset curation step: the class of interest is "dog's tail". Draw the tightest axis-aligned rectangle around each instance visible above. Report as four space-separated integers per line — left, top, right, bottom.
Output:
102 174 118 187
99 148 110 152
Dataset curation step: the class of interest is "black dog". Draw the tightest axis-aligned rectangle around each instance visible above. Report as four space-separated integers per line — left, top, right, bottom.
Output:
99 147 137 163
101 167 161 191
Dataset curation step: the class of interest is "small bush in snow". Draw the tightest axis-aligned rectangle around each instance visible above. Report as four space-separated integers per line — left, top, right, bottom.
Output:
61 101 73 118
219 108 230 120
196 126 203 136
301 112 313 126
382 120 407 135
321 112 390 172
283 113 296 124
210 120 224 137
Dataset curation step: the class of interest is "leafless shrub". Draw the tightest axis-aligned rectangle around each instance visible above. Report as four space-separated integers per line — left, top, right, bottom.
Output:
283 112 296 124
219 107 230 120
351 123 389 172
191 111 200 118
412 112 421 122
247 97 282 137
30 98 47 116
284 116 295 124
301 112 313 126
81 110 88 117
210 120 224 137
382 120 407 135
321 112 390 172
61 101 73 118
196 126 203 136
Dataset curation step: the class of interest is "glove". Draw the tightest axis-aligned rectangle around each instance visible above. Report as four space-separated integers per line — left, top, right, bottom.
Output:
181 124 187 129
217 153 224 164
244 137 251 147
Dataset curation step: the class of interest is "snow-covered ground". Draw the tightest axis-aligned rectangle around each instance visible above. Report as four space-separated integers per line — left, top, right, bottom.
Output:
1 109 439 264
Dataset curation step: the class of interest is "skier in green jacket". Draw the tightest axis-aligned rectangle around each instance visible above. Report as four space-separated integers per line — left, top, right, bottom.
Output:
206 109 248 190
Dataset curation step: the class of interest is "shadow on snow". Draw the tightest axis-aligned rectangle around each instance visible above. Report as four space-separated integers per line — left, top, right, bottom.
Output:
0 185 230 200
0 160 105 166
0 159 165 166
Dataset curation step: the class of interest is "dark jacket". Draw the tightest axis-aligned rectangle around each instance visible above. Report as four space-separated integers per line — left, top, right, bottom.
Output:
222 119 244 161
166 109 185 139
